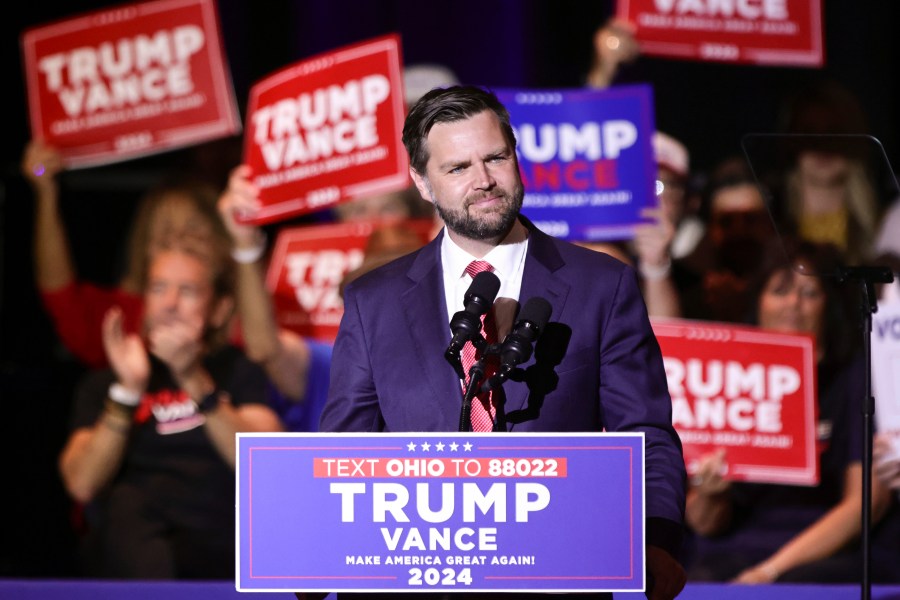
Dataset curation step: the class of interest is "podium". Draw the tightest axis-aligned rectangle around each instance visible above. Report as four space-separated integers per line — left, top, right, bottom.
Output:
236 432 645 593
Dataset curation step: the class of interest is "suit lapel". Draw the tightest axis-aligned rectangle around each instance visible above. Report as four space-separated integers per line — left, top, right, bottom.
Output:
503 224 571 416
399 232 465 427
397 222 572 428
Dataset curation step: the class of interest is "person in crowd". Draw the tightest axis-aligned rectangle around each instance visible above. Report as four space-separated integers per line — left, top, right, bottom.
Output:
339 220 433 296
620 133 701 320
581 24 697 319
676 170 773 323
875 434 900 495
22 140 230 369
217 166 334 432
585 17 640 89
871 193 900 291
320 85 687 600
652 132 704 261
213 64 457 426
774 79 883 264
58 231 282 579
330 186 433 223
684 237 900 584
780 144 881 265
578 205 682 319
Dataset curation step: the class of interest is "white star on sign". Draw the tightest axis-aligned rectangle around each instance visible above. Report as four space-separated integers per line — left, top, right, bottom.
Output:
449 442 459 451
435 442 445 451
463 442 473 451
421 442 431 451
407 442 417 451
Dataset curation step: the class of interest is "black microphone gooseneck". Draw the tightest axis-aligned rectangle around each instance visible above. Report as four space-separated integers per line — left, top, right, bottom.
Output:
457 296 552 432
479 297 552 394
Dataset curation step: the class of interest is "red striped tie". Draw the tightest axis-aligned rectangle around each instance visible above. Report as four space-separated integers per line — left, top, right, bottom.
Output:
462 260 497 432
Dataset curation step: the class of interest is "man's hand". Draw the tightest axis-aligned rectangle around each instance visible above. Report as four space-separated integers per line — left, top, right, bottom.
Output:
148 315 205 381
102 307 150 393
733 562 778 584
691 448 731 496
588 17 640 88
634 206 675 275
22 140 64 196
218 164 266 251
646 545 686 600
874 434 900 491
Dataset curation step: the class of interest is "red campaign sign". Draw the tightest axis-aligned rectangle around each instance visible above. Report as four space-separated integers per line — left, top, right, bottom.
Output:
266 219 434 343
242 34 409 225
21 0 241 169
651 318 819 485
617 0 824 66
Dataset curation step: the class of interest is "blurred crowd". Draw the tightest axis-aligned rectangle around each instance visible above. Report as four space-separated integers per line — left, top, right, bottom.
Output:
7 14 900 588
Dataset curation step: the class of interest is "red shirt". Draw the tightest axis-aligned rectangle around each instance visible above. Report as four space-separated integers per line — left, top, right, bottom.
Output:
40 281 143 368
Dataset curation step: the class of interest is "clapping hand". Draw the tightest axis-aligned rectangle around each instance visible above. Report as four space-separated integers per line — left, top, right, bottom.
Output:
102 307 150 394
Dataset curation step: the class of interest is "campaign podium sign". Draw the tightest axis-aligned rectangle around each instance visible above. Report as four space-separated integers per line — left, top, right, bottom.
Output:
617 0 824 67
495 85 657 242
21 0 241 168
266 219 434 342
236 432 645 593
242 34 409 225
652 318 819 485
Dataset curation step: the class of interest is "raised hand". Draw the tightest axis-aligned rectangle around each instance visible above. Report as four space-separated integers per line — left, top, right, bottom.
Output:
22 140 64 196
874 433 900 491
218 164 266 251
588 17 640 88
691 447 731 496
102 306 150 393
634 206 675 275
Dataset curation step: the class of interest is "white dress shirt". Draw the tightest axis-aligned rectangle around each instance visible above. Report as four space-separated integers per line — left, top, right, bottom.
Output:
440 227 529 331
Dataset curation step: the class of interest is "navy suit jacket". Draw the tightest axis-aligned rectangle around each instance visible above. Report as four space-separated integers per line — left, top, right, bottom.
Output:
321 219 686 554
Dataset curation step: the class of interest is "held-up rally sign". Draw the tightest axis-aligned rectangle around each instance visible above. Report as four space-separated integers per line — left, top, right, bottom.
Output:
495 85 656 242
873 289 900 463
651 318 818 485
266 220 434 342
22 0 241 168
242 34 409 225
617 0 824 66
237 433 645 593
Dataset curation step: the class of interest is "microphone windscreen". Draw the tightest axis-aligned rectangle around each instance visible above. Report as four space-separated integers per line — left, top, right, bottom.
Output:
519 297 552 331
466 271 501 305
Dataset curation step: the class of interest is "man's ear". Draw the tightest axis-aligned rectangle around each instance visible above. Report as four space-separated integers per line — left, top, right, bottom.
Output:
409 167 433 204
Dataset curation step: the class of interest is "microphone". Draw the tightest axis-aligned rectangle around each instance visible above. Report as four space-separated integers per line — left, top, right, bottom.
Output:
444 271 501 376
480 296 552 392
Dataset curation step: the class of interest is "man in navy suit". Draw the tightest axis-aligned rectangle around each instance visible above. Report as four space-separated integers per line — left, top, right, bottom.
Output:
320 85 686 600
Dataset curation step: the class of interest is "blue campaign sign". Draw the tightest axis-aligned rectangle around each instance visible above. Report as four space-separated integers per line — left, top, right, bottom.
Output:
495 85 657 242
237 432 645 593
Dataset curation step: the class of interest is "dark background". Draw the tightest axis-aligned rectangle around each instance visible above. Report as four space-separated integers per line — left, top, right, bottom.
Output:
1 0 898 577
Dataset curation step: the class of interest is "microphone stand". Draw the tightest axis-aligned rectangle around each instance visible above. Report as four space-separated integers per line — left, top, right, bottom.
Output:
457 333 486 432
836 265 893 600
457 337 503 433
459 358 486 433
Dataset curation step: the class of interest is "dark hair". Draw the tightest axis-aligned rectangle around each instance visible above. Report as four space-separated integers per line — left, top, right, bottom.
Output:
402 85 517 174
745 236 858 367
123 175 228 294
699 167 762 221
778 78 869 136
